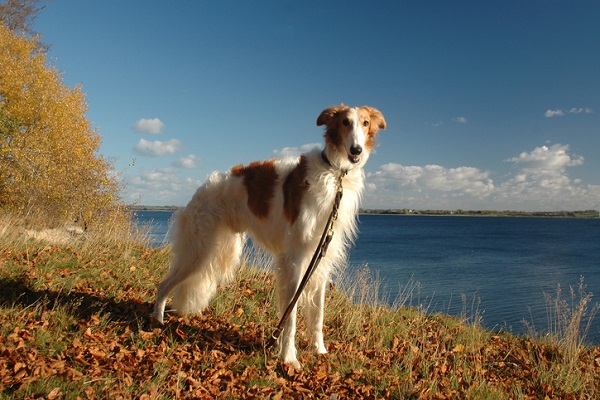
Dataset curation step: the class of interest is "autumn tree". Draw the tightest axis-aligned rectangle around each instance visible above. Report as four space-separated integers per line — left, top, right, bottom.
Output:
0 22 123 228
0 0 47 35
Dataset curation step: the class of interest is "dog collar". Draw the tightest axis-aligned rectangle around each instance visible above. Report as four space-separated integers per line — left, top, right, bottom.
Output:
321 150 349 178
321 150 332 167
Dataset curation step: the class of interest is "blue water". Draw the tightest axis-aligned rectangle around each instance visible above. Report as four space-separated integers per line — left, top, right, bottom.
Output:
134 211 600 344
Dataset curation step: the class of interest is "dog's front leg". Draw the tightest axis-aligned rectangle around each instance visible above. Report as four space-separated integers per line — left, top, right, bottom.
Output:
305 278 328 355
275 255 304 369
279 305 300 368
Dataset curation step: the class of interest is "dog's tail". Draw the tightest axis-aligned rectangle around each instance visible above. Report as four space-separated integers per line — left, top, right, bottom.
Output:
169 211 245 316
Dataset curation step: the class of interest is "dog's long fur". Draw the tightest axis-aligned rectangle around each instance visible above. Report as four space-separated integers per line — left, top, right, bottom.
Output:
153 104 386 367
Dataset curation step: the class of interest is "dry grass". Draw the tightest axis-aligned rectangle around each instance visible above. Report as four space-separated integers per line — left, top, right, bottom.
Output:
1 214 599 399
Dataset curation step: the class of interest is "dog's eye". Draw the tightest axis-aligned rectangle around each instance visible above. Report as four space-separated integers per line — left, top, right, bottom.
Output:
363 120 370 127
342 118 350 126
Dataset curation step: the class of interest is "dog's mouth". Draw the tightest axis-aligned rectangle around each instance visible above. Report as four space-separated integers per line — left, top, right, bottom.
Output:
348 154 361 164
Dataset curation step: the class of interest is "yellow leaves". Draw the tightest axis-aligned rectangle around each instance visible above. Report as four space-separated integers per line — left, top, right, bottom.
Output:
46 387 62 400
1 24 121 227
87 347 106 360
452 343 466 353
12 362 26 374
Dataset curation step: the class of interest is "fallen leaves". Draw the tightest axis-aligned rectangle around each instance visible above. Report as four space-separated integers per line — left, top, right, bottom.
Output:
1 242 599 399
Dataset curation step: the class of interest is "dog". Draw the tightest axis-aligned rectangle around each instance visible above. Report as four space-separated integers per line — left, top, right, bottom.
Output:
153 104 386 367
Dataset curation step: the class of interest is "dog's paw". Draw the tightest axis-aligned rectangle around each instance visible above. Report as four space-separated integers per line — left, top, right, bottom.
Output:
283 358 302 370
151 311 164 325
314 342 327 355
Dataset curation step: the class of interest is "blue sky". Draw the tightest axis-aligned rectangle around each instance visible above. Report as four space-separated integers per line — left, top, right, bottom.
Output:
34 0 599 211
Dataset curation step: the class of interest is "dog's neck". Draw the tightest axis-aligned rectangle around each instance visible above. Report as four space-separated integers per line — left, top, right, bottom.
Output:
321 149 353 179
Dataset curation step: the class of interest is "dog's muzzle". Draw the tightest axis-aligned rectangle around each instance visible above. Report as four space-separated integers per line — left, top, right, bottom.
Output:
348 145 363 164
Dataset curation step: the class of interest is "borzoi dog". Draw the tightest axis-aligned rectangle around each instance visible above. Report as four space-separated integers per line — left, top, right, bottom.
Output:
153 104 386 367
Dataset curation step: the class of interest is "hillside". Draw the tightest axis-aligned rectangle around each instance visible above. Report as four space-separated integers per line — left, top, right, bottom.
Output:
1 221 599 398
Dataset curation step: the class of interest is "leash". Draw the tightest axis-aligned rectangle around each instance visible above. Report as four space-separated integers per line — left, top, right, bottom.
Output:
265 170 347 348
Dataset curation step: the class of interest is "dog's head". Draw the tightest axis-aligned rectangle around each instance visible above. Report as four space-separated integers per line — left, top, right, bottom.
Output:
317 104 386 170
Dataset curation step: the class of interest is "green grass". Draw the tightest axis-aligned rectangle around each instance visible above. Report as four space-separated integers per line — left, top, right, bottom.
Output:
1 215 599 399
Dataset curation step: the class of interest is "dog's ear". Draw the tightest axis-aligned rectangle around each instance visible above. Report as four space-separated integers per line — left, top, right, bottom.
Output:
316 104 347 126
363 106 386 133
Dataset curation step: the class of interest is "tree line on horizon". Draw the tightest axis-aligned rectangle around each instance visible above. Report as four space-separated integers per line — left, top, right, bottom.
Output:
128 205 599 219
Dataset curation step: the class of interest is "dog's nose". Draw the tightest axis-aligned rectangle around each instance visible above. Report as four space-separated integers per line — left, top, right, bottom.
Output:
350 145 363 156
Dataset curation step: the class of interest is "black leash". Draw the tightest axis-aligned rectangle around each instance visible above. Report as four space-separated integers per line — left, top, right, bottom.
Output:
266 170 346 348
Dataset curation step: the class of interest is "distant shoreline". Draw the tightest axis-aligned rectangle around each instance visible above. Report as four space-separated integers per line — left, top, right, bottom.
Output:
127 205 599 218
360 209 599 218
127 205 179 212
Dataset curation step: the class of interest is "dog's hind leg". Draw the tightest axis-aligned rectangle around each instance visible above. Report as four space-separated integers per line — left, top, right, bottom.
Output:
154 220 245 324
153 252 203 324
211 231 245 287
153 210 219 323
170 229 244 315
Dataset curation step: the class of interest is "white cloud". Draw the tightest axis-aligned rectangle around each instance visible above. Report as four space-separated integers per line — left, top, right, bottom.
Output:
125 168 202 205
568 107 593 114
545 109 565 118
363 143 599 211
122 141 599 211
271 143 322 158
544 107 593 118
367 163 494 200
134 138 181 157
172 154 198 169
452 116 467 123
495 144 589 209
132 118 165 134
505 144 584 174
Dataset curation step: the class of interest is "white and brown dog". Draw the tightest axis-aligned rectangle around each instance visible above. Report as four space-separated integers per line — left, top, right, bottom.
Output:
153 104 386 367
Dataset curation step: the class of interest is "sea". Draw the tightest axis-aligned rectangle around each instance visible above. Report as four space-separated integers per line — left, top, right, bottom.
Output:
133 210 600 345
